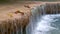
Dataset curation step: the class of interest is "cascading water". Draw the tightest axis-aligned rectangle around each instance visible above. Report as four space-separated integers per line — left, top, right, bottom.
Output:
26 3 60 34
32 14 60 34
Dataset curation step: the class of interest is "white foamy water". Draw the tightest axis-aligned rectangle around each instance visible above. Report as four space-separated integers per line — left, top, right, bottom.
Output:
26 14 60 34
34 14 60 34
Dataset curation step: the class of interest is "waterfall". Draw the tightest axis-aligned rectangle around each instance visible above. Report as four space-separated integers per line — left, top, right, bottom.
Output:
26 3 60 34
32 14 60 34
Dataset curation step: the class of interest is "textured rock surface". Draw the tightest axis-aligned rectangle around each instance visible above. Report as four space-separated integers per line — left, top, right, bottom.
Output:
0 1 60 34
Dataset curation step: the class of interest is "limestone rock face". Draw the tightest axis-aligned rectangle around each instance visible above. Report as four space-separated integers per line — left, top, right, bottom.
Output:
0 9 31 34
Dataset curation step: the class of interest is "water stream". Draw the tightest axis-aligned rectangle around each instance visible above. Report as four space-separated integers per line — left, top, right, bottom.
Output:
26 3 60 34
